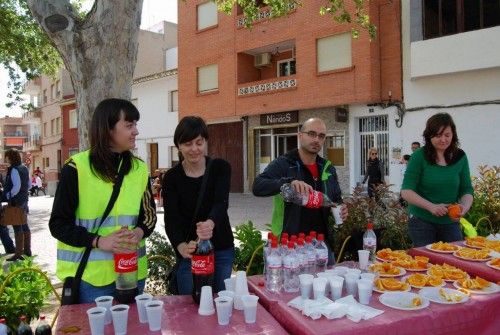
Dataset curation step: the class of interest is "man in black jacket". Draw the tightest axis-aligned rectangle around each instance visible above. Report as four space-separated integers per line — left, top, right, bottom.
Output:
252 118 347 264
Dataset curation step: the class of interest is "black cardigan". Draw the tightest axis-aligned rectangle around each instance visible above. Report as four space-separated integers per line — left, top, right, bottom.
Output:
162 158 234 257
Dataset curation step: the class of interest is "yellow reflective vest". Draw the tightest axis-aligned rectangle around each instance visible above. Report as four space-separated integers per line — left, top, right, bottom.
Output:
56 150 149 286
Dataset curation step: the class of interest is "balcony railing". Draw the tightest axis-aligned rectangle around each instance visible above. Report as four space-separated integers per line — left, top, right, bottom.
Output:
22 109 42 120
236 3 297 28
23 135 41 152
237 76 297 96
3 131 28 137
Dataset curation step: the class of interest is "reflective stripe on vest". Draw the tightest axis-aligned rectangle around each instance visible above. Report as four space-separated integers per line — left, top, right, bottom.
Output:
56 150 149 286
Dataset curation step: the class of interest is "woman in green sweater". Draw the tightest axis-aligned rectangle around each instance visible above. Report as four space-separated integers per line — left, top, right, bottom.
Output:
401 113 473 247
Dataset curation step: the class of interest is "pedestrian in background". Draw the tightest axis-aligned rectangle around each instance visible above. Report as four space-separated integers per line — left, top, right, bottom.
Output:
362 147 385 199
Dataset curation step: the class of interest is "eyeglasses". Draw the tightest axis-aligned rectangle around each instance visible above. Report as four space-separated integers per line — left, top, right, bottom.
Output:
371 152 378 156
301 131 326 140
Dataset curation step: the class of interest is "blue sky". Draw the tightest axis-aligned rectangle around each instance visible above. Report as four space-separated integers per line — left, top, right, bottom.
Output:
0 0 177 117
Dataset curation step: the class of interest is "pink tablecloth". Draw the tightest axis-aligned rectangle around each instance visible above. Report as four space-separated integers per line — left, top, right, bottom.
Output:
248 275 500 335
55 295 288 335
408 243 500 283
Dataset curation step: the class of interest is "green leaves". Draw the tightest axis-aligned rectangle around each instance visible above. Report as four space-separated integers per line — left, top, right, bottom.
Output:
145 232 176 296
233 221 264 275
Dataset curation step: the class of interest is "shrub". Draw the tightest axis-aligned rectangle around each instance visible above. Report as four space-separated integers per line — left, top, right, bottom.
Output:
145 232 176 296
233 221 264 276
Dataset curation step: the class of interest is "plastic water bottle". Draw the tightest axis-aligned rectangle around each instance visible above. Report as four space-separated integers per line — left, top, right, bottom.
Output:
280 183 335 208
35 316 52 335
305 236 317 275
266 241 282 293
0 318 8 335
315 234 329 272
363 222 377 263
309 231 318 247
280 237 288 256
295 238 307 275
283 242 300 292
17 316 32 335
263 231 275 276
290 235 297 247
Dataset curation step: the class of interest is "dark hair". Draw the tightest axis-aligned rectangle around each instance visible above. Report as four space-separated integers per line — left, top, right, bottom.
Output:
173 116 209 161
403 154 411 161
89 98 140 182
423 113 459 165
5 149 22 166
411 142 420 147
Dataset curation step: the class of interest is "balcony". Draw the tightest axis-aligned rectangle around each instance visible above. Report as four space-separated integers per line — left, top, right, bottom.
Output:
23 134 41 152
236 3 297 28
3 131 28 137
23 77 41 95
237 40 297 97
22 109 42 123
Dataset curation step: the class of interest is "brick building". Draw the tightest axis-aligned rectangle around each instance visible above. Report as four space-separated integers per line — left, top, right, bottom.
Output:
178 0 402 193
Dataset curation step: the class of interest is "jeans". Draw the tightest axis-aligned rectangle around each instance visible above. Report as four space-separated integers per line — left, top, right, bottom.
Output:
408 216 463 247
79 278 146 304
176 247 235 295
0 225 15 253
13 223 30 233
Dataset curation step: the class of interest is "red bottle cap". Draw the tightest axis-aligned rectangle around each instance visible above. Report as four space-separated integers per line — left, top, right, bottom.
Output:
298 232 305 239
288 241 295 249
305 236 312 244
39 316 46 321
271 240 278 248
267 231 274 239
20 315 26 321
0 318 5 323
281 237 288 246
297 238 304 246
310 231 317 238
282 233 289 240
367 222 374 230
290 235 297 241
318 233 325 241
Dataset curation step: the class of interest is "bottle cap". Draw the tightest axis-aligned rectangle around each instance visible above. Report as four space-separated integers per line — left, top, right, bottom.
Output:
298 232 305 239
310 231 317 238
20 315 26 321
0 318 5 323
317 233 324 241
267 231 274 239
39 316 46 321
367 222 374 230
305 236 312 243
281 233 289 240
271 240 278 248
297 238 304 246
290 235 297 241
287 241 295 249
281 237 288 245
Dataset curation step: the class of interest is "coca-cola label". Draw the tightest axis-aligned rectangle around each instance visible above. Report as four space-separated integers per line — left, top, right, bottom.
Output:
191 254 215 275
114 253 138 273
306 191 323 208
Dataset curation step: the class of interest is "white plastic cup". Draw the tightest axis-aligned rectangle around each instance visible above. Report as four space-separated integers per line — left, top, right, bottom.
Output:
328 275 344 300
145 300 164 331
357 279 373 305
135 293 153 323
316 272 332 296
224 277 235 292
345 273 360 297
94 296 113 325
298 274 314 299
234 271 249 310
241 295 259 324
345 268 362 277
332 266 349 276
110 304 129 335
86 306 106 335
360 272 377 282
313 277 328 300
198 286 215 316
217 290 235 316
332 205 344 225
214 296 233 326
358 250 370 270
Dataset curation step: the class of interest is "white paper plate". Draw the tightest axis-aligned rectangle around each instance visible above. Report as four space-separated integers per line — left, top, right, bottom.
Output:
373 283 411 294
462 241 483 249
378 292 429 311
425 244 459 254
485 259 500 271
453 280 500 295
426 268 469 282
418 287 469 304
401 263 431 272
452 250 492 262
402 275 445 289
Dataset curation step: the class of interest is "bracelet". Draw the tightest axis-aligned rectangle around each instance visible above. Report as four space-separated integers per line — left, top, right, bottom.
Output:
95 236 101 249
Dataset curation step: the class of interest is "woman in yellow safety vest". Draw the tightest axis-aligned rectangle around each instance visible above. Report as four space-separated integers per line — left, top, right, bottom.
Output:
49 98 156 303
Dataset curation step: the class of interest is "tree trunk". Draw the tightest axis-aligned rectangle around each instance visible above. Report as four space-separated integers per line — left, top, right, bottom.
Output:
26 0 143 149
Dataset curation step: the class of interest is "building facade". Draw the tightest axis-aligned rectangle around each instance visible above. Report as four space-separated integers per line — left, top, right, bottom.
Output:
178 0 402 193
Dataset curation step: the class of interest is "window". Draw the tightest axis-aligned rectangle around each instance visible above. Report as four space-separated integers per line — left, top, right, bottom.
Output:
43 90 47 104
56 80 61 97
424 0 500 39
44 157 50 168
43 122 48 137
51 119 55 135
198 64 218 93
169 90 178 112
170 146 179 167
69 109 77 128
317 33 352 73
56 117 61 134
277 59 296 77
51 84 55 100
323 133 345 166
197 1 218 30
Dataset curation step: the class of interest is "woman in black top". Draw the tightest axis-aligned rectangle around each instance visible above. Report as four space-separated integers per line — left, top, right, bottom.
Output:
163 116 234 294
362 147 385 198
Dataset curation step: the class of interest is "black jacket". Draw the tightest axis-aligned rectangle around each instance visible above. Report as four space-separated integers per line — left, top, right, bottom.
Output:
252 149 342 237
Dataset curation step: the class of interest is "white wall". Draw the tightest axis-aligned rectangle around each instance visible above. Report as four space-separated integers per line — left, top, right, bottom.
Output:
401 1 500 178
132 74 178 171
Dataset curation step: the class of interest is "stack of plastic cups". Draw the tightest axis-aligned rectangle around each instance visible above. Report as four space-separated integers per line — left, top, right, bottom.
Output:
198 286 215 316
298 274 314 299
313 277 328 300
328 275 344 300
233 271 249 310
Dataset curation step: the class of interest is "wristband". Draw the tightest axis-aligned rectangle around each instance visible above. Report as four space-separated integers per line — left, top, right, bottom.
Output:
95 236 101 249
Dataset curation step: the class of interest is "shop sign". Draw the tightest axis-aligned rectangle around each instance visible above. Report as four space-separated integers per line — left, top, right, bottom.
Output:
260 111 298 126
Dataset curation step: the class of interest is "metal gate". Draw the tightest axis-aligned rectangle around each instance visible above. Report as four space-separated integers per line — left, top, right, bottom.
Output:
359 115 389 176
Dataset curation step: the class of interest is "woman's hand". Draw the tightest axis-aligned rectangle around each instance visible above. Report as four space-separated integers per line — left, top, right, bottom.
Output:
340 205 348 221
98 229 138 253
428 203 449 217
196 219 215 240
177 240 197 259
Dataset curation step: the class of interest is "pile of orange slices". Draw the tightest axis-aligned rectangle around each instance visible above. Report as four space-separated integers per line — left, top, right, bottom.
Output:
406 273 444 287
465 236 500 252
428 263 468 281
455 247 491 260
376 248 411 262
456 276 491 290
374 278 409 291
429 241 460 252
392 256 430 271
370 262 402 276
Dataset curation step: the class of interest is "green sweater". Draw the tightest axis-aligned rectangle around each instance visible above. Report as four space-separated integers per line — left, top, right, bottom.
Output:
401 147 473 224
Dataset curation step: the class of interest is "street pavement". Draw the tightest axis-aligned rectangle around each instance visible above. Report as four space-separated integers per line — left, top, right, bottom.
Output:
1 193 273 285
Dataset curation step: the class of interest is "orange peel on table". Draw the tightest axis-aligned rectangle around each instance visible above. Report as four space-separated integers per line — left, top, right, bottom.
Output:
370 262 402 275
428 263 468 281
430 241 460 252
455 247 491 260
375 278 409 291
457 276 491 290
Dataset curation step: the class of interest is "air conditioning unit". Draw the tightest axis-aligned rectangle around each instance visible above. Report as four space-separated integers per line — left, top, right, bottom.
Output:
254 52 271 67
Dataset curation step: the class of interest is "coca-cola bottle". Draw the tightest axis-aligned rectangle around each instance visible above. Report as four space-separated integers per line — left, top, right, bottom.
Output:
280 183 334 208
34 316 51 335
17 316 32 335
114 250 138 304
191 239 215 304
